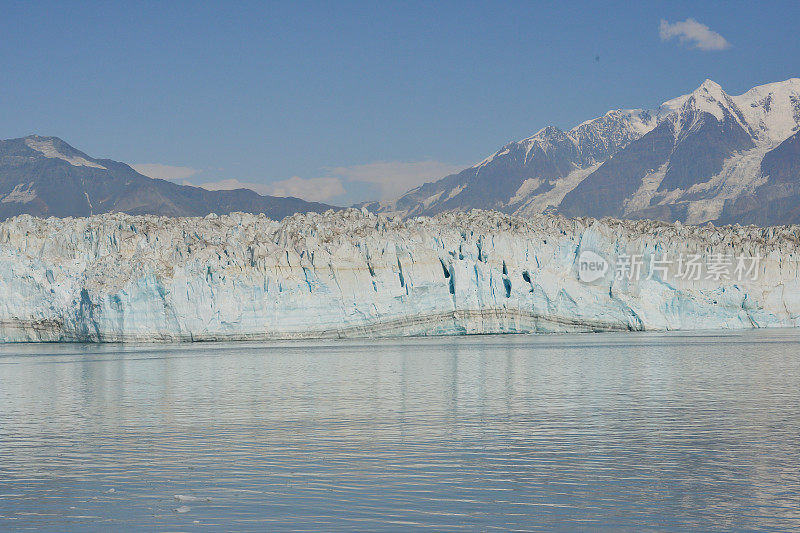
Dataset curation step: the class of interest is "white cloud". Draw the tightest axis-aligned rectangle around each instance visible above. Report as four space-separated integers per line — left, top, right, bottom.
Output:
147 159 464 204
659 18 730 51
267 177 345 203
131 163 198 181
327 160 465 199
191 177 344 203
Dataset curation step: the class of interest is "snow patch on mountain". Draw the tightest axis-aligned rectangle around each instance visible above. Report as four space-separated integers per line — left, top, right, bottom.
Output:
514 163 602 216
508 178 545 206
1 183 37 204
730 78 800 144
652 147 770 224
24 138 107 169
623 164 669 216
442 184 467 203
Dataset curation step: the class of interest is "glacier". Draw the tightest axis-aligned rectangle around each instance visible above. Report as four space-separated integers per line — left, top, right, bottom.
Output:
0 209 799 342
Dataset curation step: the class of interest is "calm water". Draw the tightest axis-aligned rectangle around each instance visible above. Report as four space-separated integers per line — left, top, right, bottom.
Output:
1 331 799 531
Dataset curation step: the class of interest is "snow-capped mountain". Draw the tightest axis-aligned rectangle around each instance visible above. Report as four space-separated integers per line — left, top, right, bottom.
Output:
365 79 800 225
0 136 333 220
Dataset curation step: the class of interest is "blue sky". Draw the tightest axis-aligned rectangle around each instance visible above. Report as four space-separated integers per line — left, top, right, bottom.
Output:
1 1 798 205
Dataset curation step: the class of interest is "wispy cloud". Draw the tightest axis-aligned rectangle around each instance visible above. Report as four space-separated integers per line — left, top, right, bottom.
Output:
264 177 345 203
131 163 198 180
659 18 730 51
193 177 345 203
327 160 465 199
155 160 465 204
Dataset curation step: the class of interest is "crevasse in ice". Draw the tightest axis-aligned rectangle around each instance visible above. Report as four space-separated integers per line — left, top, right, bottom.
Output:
0 209 798 342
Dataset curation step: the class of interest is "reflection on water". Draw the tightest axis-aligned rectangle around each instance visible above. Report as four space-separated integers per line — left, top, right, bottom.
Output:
0 331 799 531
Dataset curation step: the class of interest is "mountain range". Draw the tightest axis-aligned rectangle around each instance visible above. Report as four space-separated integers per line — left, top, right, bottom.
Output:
0 136 332 221
2 78 799 225
364 78 800 226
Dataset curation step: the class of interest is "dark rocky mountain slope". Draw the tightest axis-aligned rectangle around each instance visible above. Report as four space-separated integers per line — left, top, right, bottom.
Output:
0 136 333 220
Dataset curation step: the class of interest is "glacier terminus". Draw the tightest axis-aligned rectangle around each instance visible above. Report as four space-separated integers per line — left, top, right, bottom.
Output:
0 209 798 342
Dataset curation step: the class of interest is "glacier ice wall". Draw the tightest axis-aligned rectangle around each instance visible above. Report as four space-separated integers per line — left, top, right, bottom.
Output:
0 209 799 342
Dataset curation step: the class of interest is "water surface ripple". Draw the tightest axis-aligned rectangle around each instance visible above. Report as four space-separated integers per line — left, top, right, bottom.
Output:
1 331 799 531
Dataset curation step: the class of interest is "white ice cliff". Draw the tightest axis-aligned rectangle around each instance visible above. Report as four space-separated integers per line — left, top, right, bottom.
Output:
0 209 799 342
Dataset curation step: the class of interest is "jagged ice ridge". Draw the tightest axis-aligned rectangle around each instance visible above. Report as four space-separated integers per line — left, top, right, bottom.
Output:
1 209 799 342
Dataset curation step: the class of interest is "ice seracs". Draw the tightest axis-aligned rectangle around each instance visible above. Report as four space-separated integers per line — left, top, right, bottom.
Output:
0 209 798 342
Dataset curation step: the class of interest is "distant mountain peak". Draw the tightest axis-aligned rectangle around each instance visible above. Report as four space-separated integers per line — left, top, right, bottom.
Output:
366 78 800 226
697 78 723 92
23 135 107 169
0 136 335 220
